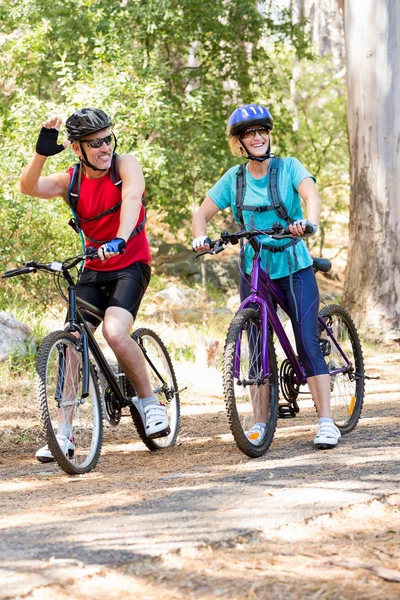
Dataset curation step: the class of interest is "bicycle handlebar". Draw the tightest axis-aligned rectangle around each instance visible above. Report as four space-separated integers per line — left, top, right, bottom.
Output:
195 222 315 258
1 248 99 280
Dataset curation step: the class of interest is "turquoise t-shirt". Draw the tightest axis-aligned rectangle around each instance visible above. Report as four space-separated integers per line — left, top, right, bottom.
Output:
207 158 315 278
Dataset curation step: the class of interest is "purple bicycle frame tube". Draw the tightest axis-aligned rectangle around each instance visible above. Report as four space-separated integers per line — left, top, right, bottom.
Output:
235 255 306 384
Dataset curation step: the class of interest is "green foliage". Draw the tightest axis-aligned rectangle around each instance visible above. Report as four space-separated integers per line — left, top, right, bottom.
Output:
0 0 349 306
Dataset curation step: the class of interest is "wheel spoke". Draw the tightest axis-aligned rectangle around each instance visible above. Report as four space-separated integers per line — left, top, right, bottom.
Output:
36 332 102 475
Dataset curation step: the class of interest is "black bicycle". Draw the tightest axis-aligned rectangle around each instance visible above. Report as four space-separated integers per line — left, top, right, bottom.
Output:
2 250 181 475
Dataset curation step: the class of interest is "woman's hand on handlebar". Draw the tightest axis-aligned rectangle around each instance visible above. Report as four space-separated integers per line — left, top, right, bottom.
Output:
192 235 212 253
288 219 318 237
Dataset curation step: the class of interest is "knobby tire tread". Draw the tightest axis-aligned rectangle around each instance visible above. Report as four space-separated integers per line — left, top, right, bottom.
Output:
36 331 103 475
223 308 279 458
319 304 365 434
129 327 180 451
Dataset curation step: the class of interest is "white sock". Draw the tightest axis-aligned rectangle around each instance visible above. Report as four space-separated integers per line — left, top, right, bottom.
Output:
141 394 159 407
58 423 72 438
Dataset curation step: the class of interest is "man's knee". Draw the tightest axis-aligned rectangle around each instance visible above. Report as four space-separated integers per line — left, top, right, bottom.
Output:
102 322 131 349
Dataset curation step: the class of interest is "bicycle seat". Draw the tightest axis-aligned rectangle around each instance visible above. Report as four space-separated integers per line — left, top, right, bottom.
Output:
312 257 332 273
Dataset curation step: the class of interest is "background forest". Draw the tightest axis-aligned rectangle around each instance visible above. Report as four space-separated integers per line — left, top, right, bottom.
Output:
0 0 349 312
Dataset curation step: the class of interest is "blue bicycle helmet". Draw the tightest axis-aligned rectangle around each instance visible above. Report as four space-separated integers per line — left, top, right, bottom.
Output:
227 104 273 137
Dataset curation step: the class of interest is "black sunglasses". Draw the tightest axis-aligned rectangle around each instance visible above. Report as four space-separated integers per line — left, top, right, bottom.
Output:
81 134 113 149
240 127 270 140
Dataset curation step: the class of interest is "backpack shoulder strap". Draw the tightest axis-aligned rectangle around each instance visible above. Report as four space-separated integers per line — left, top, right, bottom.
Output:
67 162 81 212
235 163 247 226
110 153 122 190
268 157 292 225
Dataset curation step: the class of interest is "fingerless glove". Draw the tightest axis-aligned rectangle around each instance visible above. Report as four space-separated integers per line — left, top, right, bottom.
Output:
35 127 66 156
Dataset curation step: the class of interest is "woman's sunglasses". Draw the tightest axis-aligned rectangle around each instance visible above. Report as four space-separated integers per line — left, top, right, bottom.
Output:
81 134 113 149
240 127 270 140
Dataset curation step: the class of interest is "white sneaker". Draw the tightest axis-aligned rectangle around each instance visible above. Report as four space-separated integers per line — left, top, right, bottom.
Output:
35 434 76 463
314 421 341 449
143 403 170 439
246 422 266 446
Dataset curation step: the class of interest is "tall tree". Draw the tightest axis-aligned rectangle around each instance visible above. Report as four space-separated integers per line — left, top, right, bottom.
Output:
344 0 400 342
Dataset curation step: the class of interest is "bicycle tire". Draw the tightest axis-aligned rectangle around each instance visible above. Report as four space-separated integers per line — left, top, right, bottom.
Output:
223 308 279 457
36 331 103 475
318 304 365 434
128 328 180 451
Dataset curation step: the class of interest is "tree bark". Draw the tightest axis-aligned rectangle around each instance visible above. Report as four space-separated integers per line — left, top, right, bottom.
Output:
344 0 400 342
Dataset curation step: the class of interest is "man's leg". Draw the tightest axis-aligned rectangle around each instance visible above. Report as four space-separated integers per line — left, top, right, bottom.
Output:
102 306 169 437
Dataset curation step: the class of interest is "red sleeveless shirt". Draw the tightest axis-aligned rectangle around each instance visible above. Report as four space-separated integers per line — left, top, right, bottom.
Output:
68 167 151 271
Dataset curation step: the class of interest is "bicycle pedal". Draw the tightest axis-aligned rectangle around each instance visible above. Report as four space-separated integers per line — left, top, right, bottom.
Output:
148 426 171 440
278 404 296 419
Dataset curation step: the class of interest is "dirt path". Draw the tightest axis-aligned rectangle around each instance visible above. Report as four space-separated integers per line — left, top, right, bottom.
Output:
0 350 399 599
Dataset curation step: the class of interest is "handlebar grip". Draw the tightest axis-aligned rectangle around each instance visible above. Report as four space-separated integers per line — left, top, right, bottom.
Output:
2 266 35 279
85 247 99 260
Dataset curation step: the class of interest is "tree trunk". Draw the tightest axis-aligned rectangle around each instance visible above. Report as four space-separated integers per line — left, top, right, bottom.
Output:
344 0 400 342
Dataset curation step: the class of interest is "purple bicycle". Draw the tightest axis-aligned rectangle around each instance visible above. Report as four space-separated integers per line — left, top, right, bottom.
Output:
199 224 366 458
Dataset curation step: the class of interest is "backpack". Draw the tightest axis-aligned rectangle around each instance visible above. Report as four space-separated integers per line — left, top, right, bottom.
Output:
236 157 293 227
235 157 301 258
67 152 146 245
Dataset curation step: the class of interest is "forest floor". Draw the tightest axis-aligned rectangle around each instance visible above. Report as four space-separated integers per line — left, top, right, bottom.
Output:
0 335 399 599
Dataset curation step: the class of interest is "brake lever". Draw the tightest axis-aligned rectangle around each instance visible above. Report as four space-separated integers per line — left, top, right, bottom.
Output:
270 233 297 240
194 239 227 258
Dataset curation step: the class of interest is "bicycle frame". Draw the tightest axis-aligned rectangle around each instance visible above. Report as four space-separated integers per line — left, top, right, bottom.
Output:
237 248 355 384
65 280 171 406
63 279 127 406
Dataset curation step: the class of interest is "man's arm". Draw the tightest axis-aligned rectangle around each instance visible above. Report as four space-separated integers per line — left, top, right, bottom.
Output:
115 154 146 242
20 116 70 200
98 154 145 261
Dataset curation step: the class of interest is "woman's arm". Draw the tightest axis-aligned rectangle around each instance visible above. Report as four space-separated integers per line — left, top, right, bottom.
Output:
289 177 321 236
192 196 220 251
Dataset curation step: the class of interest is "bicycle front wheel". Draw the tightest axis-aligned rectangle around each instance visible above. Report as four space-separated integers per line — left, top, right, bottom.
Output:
36 331 103 475
318 305 365 434
129 328 180 451
223 308 279 458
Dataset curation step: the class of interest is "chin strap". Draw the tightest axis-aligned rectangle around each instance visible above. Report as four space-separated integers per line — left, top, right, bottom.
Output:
238 137 271 162
78 132 118 172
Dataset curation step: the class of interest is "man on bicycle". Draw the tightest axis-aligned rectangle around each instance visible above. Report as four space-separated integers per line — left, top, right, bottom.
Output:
20 108 169 462
192 104 341 450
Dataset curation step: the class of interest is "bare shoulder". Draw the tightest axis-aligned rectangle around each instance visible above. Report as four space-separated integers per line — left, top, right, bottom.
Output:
116 153 141 172
116 154 144 189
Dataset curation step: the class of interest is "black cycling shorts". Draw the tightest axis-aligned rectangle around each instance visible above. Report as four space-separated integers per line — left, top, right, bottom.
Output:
75 262 151 327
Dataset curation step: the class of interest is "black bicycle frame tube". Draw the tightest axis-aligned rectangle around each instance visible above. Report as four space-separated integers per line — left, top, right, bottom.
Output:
65 284 126 406
76 306 126 405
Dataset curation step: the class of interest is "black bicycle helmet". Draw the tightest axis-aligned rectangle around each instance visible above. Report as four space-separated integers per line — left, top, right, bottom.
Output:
66 108 113 141
227 104 273 137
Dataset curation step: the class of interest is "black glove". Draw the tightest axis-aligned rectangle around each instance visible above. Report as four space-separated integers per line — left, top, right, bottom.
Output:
35 127 66 157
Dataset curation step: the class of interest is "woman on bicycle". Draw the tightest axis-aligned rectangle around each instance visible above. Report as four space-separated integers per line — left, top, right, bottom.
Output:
192 103 341 449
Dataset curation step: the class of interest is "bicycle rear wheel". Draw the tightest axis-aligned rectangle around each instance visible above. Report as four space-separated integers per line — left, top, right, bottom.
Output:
36 331 103 475
318 305 365 434
223 308 279 457
129 328 180 451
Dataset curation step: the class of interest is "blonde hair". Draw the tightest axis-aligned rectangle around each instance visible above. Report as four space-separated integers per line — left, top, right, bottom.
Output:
228 135 246 157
